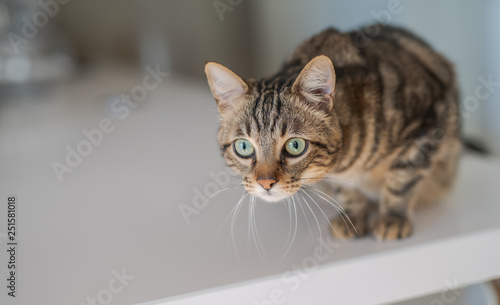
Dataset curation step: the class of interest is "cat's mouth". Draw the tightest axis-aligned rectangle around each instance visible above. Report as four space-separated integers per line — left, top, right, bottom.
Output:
253 187 295 202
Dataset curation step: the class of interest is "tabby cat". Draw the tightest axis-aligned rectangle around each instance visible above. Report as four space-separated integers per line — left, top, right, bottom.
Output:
204 25 461 240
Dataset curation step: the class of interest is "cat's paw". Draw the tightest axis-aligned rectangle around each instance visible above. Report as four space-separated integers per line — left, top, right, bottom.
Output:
372 214 412 240
330 214 368 239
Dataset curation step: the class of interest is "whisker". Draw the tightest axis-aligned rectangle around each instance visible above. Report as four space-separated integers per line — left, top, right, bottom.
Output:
249 197 256 255
298 192 322 250
302 185 347 214
210 189 247 246
296 193 315 246
230 193 248 262
251 198 268 264
280 197 298 261
302 186 357 235
300 189 338 234
281 197 293 254
304 185 352 219
199 184 244 210
246 195 253 248
300 188 354 236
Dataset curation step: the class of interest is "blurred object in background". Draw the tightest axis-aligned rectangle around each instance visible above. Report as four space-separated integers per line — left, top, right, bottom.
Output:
137 0 170 77
136 0 253 79
0 0 75 97
3 0 497 154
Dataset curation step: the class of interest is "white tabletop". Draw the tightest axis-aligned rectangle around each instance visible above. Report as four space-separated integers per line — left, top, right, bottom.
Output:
1 65 499 305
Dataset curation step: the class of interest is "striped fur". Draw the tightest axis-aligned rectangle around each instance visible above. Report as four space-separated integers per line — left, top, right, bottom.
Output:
205 25 461 240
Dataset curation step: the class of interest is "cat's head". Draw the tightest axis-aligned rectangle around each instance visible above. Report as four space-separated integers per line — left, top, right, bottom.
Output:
205 56 342 202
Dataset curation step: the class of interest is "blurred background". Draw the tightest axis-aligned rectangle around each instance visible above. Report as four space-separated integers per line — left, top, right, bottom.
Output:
1 1 500 305
1 0 499 151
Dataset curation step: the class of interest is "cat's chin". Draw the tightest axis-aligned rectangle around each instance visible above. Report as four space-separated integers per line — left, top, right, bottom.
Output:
254 191 293 203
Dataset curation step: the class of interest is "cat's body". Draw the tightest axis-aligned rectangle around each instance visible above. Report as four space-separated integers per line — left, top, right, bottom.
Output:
205 25 461 240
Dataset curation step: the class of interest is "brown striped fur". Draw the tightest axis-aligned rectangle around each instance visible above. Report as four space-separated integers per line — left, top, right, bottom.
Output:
205 25 461 240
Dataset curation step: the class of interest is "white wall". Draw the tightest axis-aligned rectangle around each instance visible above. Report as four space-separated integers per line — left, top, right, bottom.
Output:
483 0 500 154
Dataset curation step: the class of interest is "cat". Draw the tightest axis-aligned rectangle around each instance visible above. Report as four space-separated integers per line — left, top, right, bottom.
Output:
204 24 461 240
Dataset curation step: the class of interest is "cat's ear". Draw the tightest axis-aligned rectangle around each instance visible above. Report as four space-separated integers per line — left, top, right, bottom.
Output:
205 62 248 113
292 55 336 112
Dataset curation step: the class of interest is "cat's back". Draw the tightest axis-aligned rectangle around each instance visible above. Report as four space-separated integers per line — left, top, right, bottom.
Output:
280 24 460 181
283 24 455 89
281 24 458 143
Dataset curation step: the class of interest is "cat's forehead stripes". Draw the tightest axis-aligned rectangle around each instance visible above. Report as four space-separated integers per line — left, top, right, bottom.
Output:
250 84 285 138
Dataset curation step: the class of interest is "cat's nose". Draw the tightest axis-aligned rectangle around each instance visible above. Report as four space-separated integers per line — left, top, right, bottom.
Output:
258 178 277 190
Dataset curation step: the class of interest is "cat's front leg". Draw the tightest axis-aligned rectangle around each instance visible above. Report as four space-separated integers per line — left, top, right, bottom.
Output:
328 185 370 240
373 162 427 240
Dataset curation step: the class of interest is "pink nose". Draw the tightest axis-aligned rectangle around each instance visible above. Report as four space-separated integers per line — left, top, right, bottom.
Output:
258 178 277 190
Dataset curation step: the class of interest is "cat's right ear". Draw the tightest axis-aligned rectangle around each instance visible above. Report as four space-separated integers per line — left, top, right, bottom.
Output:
292 55 336 112
205 62 248 114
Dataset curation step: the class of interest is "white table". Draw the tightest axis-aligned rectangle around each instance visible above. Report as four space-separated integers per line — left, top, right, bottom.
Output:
1 65 499 305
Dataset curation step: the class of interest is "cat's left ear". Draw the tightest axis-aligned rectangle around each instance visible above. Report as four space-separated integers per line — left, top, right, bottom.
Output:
205 62 248 114
292 55 336 112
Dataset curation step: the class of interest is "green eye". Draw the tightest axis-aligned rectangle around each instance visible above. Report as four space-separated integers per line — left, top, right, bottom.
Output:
234 139 254 158
285 138 307 157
